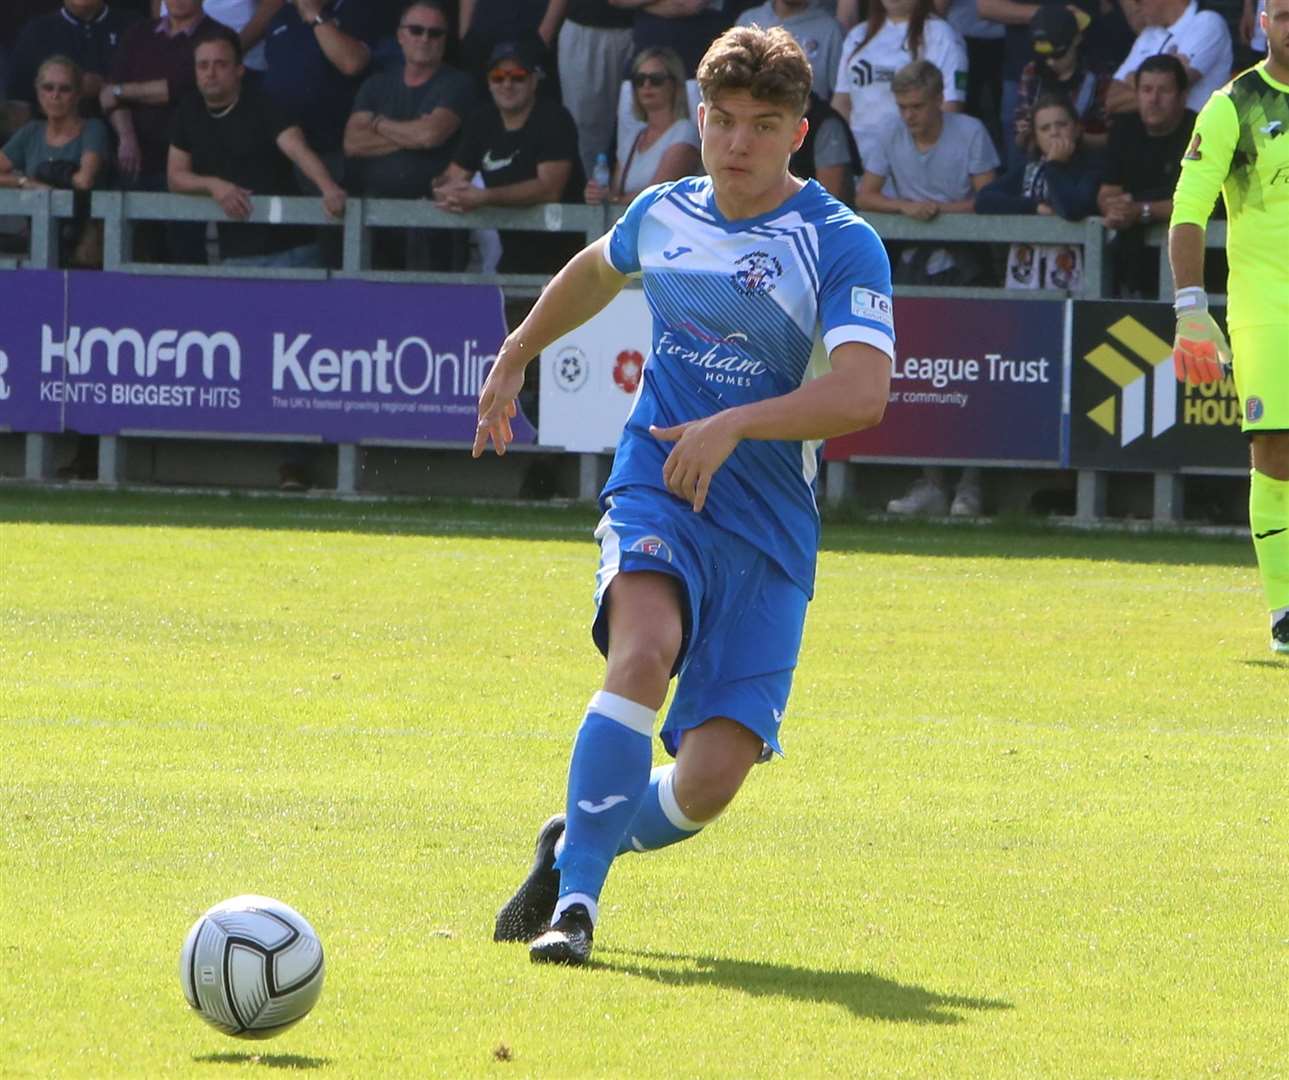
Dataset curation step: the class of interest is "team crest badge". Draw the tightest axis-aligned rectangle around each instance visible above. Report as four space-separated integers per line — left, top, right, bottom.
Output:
732 250 783 296
1184 132 1203 161
1248 396 1264 422
630 535 672 562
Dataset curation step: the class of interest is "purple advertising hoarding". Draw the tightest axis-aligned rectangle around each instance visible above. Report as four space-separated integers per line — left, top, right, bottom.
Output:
825 297 1066 465
0 271 533 444
0 270 68 435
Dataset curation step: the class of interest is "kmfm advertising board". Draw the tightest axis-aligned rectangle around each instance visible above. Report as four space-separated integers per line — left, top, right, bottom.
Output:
0 270 533 446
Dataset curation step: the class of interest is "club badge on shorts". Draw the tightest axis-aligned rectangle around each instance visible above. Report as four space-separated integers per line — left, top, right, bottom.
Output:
1247 396 1264 423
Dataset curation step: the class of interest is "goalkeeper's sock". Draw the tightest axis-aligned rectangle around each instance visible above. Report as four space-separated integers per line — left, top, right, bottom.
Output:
1249 468 1289 614
553 691 654 925
614 763 707 854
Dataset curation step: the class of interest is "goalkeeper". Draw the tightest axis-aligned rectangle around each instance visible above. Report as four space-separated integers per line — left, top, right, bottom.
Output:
1170 0 1289 653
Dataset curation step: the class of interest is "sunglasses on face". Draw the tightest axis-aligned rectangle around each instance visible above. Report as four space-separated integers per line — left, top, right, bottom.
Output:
632 72 671 88
39 82 75 94
401 24 446 38
489 69 529 85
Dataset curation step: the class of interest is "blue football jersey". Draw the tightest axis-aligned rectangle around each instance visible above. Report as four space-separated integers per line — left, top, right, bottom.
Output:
601 176 895 597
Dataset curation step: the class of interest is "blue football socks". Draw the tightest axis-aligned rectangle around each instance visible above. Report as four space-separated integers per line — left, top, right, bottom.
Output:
553 691 655 924
616 763 706 855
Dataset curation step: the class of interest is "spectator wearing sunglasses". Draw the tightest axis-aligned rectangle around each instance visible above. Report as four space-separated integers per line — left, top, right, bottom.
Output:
587 47 699 206
344 2 471 196
434 38 583 274
1 55 107 192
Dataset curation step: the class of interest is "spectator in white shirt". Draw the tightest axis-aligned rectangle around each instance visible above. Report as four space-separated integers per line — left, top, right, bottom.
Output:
830 0 967 167
1106 0 1232 113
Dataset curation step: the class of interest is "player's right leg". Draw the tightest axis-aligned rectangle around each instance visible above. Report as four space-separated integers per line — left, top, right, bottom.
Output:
528 570 684 965
1230 326 1289 651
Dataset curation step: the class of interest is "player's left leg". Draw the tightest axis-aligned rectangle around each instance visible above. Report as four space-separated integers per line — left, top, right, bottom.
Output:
1249 432 1289 651
1230 325 1289 651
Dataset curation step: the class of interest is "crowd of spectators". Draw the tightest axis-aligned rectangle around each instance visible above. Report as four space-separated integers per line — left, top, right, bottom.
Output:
0 0 1250 273
0 0 1257 495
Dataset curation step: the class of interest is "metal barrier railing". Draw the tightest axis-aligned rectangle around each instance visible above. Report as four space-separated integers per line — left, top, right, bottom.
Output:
0 189 79 269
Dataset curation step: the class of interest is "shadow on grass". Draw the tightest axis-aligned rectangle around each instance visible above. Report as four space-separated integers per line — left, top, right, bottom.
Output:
595 947 1012 1025
193 1052 331 1070
0 487 1253 566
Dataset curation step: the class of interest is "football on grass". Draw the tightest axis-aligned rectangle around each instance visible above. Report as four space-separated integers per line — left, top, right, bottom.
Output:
179 894 325 1039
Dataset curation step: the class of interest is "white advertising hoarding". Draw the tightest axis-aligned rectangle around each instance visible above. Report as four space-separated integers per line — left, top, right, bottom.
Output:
538 288 652 452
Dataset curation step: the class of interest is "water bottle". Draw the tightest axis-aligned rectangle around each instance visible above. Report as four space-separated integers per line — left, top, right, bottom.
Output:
592 152 610 189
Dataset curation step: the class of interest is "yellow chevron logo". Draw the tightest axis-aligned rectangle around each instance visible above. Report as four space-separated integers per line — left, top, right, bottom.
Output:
1082 316 1174 446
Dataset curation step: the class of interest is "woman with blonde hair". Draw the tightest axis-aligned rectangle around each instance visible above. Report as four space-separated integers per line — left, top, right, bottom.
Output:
586 46 701 206
0 56 107 194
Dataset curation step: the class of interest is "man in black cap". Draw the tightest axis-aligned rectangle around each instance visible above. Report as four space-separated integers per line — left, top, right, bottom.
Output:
433 38 583 275
1013 4 1111 158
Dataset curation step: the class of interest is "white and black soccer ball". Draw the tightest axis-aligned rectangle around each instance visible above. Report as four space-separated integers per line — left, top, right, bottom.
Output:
179 894 325 1039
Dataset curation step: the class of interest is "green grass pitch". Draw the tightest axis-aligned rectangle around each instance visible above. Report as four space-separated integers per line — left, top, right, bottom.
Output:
1 489 1285 1078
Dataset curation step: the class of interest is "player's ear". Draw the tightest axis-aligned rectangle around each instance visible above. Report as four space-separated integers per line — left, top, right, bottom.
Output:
697 100 707 136
792 114 808 153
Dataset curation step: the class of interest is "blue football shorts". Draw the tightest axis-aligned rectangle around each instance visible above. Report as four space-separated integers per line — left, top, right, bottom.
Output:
590 485 809 757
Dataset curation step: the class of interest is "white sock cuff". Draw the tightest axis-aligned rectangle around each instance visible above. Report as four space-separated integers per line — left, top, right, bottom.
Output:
554 893 599 925
588 690 655 737
657 764 706 832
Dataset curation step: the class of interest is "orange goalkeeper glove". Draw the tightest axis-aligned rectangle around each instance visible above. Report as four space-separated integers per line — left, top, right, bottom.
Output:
1173 286 1231 385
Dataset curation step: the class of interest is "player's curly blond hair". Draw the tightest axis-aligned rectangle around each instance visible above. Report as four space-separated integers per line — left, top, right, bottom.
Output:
696 25 812 118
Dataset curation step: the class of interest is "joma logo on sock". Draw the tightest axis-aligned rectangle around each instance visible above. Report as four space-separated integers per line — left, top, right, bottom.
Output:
577 795 628 814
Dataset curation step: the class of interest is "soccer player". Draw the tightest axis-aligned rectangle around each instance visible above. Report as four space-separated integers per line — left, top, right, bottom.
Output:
474 25 895 965
1170 0 1289 654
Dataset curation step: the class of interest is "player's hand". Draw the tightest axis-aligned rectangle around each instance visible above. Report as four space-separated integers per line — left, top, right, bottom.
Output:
1173 309 1231 384
650 412 741 513
473 351 525 457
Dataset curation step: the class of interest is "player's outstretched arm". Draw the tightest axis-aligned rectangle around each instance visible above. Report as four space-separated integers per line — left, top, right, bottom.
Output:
650 341 890 511
1169 223 1230 385
473 235 629 458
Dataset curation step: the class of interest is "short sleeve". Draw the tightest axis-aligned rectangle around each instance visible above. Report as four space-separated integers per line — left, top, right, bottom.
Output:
81 119 111 158
451 109 486 172
1114 33 1152 83
1 124 34 170
813 116 851 169
966 118 1000 174
1170 91 1234 229
169 98 195 153
605 182 673 276
864 120 897 178
333 0 378 44
1100 117 1130 187
817 214 895 360
536 104 579 165
928 21 969 102
261 95 296 141
352 71 381 115
438 70 476 118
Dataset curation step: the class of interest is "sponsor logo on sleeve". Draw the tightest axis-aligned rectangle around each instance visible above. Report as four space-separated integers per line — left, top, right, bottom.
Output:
851 287 893 329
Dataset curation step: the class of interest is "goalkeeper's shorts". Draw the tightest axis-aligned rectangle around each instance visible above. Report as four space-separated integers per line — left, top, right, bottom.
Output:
590 485 807 759
1232 324 1289 432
